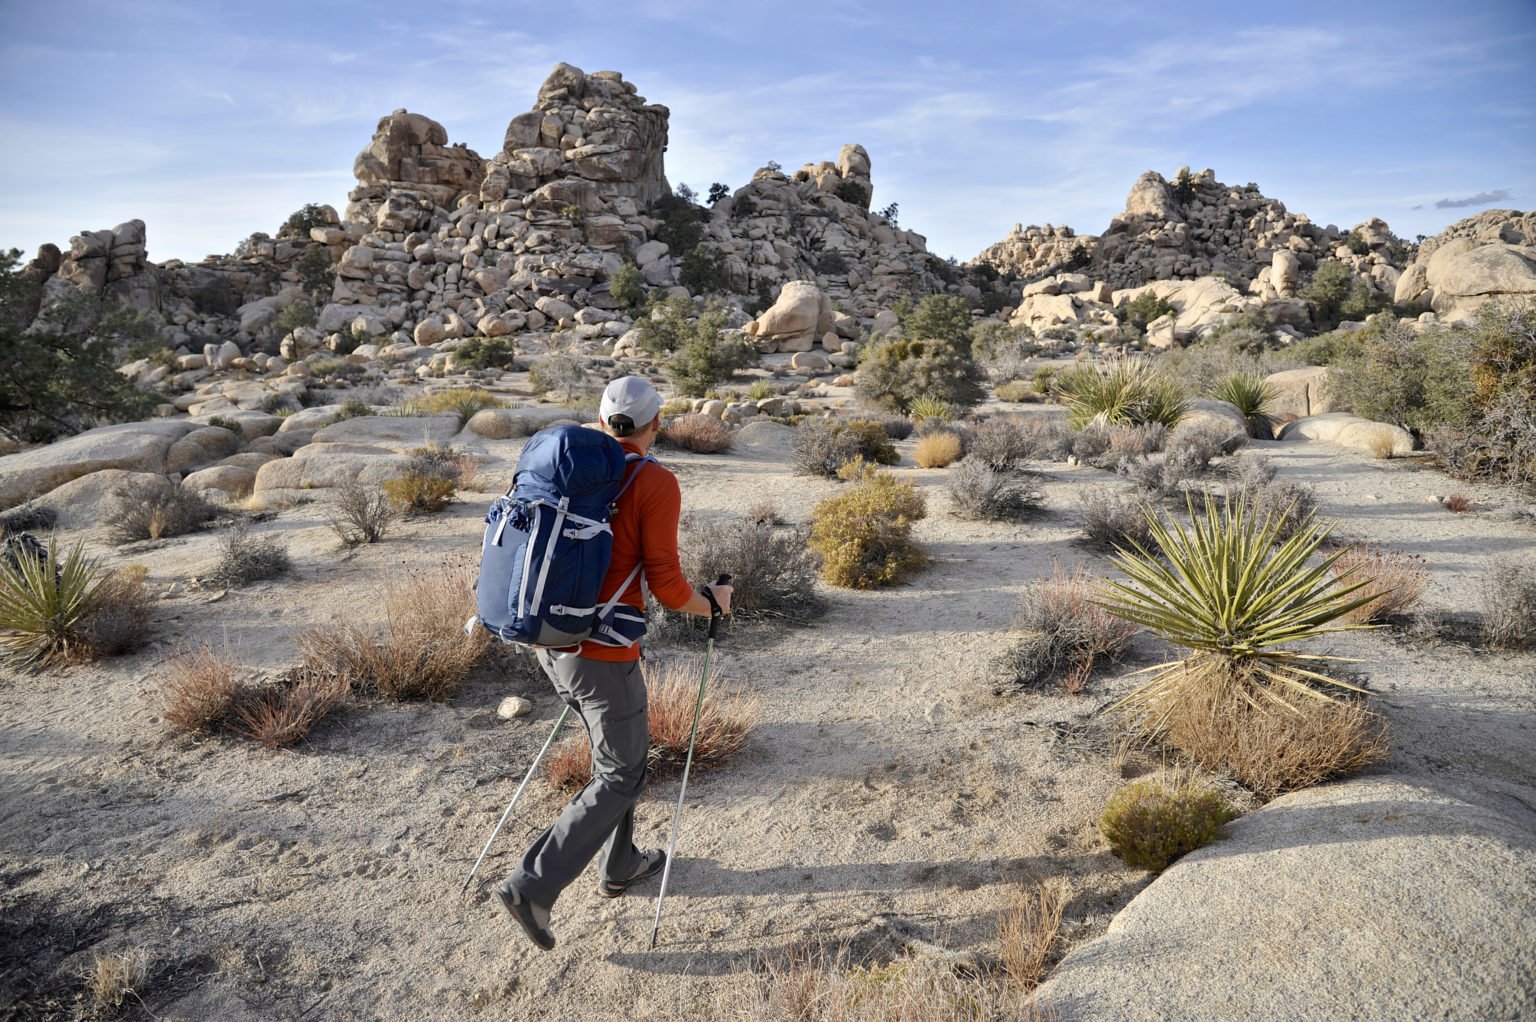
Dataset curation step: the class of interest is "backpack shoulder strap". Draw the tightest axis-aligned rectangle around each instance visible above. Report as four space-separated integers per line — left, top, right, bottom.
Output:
614 453 657 503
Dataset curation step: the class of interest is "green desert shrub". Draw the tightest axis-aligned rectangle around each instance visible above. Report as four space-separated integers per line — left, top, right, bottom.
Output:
608 260 645 311
1427 300 1536 488
1119 291 1176 332
406 387 506 423
0 539 151 668
1212 372 1278 440
1057 358 1187 430
856 335 986 415
1325 318 1473 436
892 293 974 348
1096 492 1391 795
638 296 754 396
1099 780 1237 871
792 418 898 477
808 467 927 589
451 337 517 371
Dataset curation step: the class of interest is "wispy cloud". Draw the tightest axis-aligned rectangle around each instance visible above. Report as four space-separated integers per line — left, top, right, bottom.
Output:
1432 189 1511 209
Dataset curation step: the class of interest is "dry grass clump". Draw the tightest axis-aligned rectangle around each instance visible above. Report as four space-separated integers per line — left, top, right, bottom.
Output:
998 880 1068 991
158 642 241 732
947 459 1044 523
809 468 927 589
545 659 756 791
0 539 150 668
1162 688 1390 800
1077 489 1159 551
1329 544 1429 623
327 482 398 547
86 946 150 1012
1479 560 1536 649
210 522 290 587
662 413 735 453
232 668 351 750
298 562 489 700
383 443 478 512
914 432 964 469
1443 492 1474 513
793 418 899 477
1107 422 1168 459
0 501 58 533
677 513 824 621
993 565 1136 692
404 387 506 422
1366 433 1396 460
994 379 1040 403
1098 778 1238 871
107 477 216 544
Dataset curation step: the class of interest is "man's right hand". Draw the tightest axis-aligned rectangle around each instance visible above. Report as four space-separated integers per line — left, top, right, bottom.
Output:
703 583 733 616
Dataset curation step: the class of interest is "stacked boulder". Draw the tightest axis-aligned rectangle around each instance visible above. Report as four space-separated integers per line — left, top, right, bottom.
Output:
347 109 486 227
47 220 161 313
1393 208 1536 321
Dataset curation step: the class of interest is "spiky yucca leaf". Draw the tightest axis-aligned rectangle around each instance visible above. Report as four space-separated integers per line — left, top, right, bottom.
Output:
1213 372 1278 439
1096 492 1379 729
1058 358 1188 430
0 536 109 668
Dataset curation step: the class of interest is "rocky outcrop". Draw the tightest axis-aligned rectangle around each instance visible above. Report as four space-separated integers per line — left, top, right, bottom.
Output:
48 219 161 313
346 109 485 226
1036 779 1536 1022
0 420 201 508
1394 209 1536 321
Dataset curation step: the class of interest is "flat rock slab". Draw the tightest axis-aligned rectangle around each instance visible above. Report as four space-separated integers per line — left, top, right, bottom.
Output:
33 469 166 528
253 443 412 493
1278 412 1414 456
1036 778 1536 1022
308 414 462 453
0 420 199 508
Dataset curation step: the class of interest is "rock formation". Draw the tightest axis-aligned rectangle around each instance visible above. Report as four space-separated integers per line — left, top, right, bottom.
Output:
1393 209 1536 321
347 109 485 226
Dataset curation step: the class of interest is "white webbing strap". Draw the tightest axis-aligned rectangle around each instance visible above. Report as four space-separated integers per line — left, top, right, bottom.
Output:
528 505 566 614
598 561 644 620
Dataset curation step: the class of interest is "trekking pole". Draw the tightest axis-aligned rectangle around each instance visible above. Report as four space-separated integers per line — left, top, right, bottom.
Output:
460 704 573 894
649 574 731 950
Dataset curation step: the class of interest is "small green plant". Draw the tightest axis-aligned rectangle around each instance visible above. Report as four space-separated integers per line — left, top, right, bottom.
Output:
1212 372 1277 440
281 203 330 237
330 396 373 422
0 539 149 668
205 415 243 435
1057 358 1187 430
679 246 727 293
747 379 777 401
406 387 505 423
1099 779 1237 871
277 300 317 335
609 260 645 311
451 336 516 370
808 467 927 589
907 396 956 423
1119 291 1177 333
855 336 986 414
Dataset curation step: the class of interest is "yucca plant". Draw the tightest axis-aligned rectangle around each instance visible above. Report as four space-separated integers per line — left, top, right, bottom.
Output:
1058 358 1188 430
0 536 109 669
1096 491 1379 733
907 396 955 423
1212 372 1278 440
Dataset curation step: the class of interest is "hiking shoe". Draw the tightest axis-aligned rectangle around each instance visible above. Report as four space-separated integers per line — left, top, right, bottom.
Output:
495 879 555 951
598 848 666 898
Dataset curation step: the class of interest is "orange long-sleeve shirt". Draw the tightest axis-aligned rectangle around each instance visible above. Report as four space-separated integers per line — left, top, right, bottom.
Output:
577 439 693 662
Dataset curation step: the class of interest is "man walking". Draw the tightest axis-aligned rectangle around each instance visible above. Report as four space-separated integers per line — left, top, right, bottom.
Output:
496 376 732 951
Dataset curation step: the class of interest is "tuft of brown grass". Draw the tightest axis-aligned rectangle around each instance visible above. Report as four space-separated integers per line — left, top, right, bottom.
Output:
232 668 350 749
545 659 757 791
1329 544 1429 623
998 880 1068 990
298 561 489 700
158 643 241 733
383 470 457 513
662 414 735 453
994 564 1137 693
1479 560 1536 649
1161 683 1390 800
106 478 216 544
79 565 154 658
1366 433 1396 460
1443 492 1474 513
913 432 964 469
86 947 150 1011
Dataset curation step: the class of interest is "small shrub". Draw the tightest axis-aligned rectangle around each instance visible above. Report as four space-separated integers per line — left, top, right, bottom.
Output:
747 379 777 401
406 387 505 423
914 432 964 469
661 414 735 453
1479 560 1536 649
609 260 645 310
1163 688 1390 799
947 459 1044 522
158 643 241 733
1168 421 1239 467
86 947 151 1012
1118 445 1209 500
1367 433 1396 460
994 380 1039 403
451 337 517 370
79 565 153 657
998 880 1068 991
298 561 489 700
967 417 1035 471
809 469 927 589
547 659 756 790
855 334 986 415
1078 489 1159 551
792 418 898 477
993 565 1136 691
908 396 956 423
1330 545 1429 623
1057 358 1187 430
383 452 459 513
233 668 350 750
1212 372 1277 440
211 522 290 587
1119 291 1177 332
107 478 217 544
1107 423 1168 459
527 353 592 403
0 538 119 668
1099 779 1237 871
1443 492 1474 513
676 514 823 621
874 415 914 441
327 483 397 546
1224 456 1320 541
204 415 243 435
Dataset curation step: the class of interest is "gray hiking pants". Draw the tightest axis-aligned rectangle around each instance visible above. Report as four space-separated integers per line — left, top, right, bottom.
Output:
508 650 649 908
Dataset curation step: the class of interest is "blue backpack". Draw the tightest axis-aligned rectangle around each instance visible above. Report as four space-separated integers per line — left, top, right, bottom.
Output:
471 424 653 649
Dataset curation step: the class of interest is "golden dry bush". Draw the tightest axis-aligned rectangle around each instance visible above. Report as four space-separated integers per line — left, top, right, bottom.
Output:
86 947 150 1012
544 659 756 792
232 668 350 750
1329 544 1429 623
913 432 964 469
298 561 489 700
999 880 1068 990
1098 779 1237 871
1162 686 1390 800
809 468 928 589
662 413 735 453
158 642 241 733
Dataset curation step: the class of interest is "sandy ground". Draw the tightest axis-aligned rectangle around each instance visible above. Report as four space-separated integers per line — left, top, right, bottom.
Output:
2 397 1533 1021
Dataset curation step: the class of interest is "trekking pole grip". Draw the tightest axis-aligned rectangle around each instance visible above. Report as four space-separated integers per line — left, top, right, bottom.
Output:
703 574 731 640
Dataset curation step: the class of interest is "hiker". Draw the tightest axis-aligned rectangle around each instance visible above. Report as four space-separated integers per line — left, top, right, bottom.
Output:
495 375 732 951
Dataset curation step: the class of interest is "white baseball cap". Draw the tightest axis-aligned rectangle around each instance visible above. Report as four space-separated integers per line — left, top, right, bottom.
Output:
599 375 661 435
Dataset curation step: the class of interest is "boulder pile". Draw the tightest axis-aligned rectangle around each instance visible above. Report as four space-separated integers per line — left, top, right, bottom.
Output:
1393 208 1536 321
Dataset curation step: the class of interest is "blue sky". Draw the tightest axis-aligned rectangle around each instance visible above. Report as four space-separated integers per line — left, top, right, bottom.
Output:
2 0 1532 266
